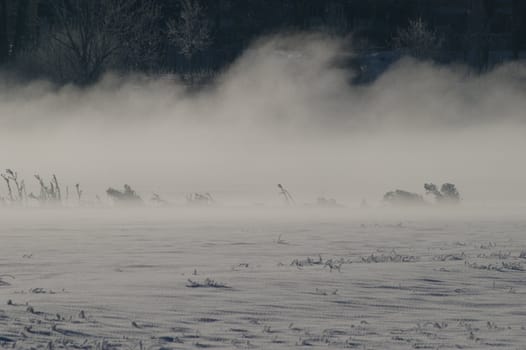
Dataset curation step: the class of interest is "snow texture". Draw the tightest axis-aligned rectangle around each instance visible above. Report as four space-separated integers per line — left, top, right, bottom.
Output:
1 209 525 349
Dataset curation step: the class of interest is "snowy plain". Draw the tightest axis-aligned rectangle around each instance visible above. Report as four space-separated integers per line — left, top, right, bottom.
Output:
1 207 526 349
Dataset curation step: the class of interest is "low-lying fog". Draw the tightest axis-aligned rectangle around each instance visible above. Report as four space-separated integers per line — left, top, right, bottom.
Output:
1 34 525 208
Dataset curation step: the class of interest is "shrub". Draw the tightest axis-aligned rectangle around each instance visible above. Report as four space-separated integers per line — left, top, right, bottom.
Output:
383 189 425 206
425 183 460 203
106 184 142 204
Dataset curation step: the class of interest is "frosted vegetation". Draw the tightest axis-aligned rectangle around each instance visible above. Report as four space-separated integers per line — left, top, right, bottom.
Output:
0 168 462 209
384 183 461 206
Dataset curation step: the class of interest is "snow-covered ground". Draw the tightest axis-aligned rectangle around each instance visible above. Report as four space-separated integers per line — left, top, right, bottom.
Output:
1 208 525 349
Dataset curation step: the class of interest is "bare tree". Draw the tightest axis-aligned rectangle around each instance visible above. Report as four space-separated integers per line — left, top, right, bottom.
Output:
392 17 444 60
167 0 211 62
46 0 161 84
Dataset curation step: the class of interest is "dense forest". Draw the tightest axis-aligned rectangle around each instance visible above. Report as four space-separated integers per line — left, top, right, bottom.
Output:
1 0 525 85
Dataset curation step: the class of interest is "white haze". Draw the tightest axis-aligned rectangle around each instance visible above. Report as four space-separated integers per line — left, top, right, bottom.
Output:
1 33 525 207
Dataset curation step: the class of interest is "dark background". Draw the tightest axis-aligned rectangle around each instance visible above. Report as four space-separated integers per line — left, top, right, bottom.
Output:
1 0 525 85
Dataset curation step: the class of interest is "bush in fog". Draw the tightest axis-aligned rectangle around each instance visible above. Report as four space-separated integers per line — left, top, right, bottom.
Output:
315 197 344 208
440 183 460 202
424 183 460 203
383 189 425 206
384 182 460 206
186 192 215 206
106 184 142 204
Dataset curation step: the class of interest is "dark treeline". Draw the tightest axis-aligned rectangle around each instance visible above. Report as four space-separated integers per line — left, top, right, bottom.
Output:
1 0 526 85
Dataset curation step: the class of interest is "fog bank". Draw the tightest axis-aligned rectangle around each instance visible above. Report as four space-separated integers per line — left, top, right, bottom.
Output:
1 34 525 206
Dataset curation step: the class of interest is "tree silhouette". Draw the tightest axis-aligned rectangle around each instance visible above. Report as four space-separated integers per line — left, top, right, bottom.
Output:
167 0 211 61
47 0 160 84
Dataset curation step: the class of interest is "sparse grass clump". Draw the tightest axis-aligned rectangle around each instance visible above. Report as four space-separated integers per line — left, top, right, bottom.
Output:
291 255 323 268
0 274 14 286
433 252 465 261
186 278 230 289
466 261 524 272
361 250 417 263
30 174 62 204
290 255 349 271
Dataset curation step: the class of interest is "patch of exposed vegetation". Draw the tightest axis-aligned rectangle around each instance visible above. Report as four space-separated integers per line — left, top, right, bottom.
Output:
186 193 215 206
384 182 461 206
424 183 461 203
361 250 418 263
106 184 142 205
383 190 425 206
290 255 350 272
0 274 14 287
433 253 466 261
186 278 230 289
466 261 524 272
